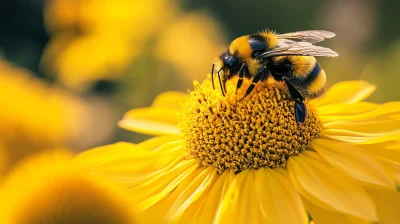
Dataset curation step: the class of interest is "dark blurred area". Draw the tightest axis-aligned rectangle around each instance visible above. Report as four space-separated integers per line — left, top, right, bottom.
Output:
0 0 399 173
0 0 48 75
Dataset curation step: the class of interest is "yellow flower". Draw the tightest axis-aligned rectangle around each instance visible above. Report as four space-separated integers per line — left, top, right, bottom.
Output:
0 59 88 173
42 0 176 92
42 0 227 93
42 33 138 91
0 150 139 224
77 77 400 223
154 12 226 81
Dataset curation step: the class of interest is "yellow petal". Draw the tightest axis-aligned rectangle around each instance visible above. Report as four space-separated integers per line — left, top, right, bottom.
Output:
76 141 180 171
166 166 218 222
137 135 181 150
322 119 400 133
361 131 400 144
319 102 400 123
383 163 400 187
321 129 400 144
119 107 180 136
138 167 206 223
359 143 400 186
365 145 400 165
214 169 250 224
0 150 139 224
134 159 200 210
74 142 147 171
385 141 400 150
317 102 378 117
310 81 376 107
96 146 182 177
243 171 261 224
312 139 394 188
194 170 234 223
149 166 218 223
151 91 188 111
302 197 372 224
254 168 308 224
287 151 377 221
75 141 183 185
223 170 261 224
377 160 400 188
364 187 400 224
180 170 220 221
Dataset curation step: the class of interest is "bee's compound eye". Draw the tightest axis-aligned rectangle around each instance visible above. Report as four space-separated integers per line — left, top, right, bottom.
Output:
226 57 237 67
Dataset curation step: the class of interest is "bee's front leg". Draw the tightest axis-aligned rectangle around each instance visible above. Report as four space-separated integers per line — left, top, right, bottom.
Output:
211 63 216 90
235 63 249 94
217 68 225 97
239 66 267 101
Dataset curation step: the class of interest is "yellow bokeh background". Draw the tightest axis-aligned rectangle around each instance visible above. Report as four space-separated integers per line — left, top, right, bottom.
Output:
0 1 399 220
0 0 399 176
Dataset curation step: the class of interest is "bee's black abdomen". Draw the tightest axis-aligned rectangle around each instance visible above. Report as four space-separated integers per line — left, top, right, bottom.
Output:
304 62 321 87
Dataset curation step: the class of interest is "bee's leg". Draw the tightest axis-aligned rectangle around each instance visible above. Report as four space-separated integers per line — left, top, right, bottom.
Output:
284 79 306 123
217 68 225 97
239 66 266 101
235 63 248 94
294 102 306 123
211 64 216 90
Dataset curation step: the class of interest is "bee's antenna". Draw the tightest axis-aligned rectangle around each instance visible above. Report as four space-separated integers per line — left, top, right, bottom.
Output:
217 68 225 97
211 64 215 90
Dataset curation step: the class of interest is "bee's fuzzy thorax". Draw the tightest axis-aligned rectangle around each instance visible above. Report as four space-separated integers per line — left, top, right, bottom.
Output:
259 30 278 49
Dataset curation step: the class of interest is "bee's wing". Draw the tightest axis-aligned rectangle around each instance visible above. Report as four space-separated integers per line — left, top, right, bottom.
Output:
259 41 338 58
277 30 336 44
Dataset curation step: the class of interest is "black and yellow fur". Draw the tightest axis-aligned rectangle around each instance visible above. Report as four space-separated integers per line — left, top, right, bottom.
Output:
211 30 337 123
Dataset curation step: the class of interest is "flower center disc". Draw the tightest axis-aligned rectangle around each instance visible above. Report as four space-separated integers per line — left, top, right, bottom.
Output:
179 76 321 174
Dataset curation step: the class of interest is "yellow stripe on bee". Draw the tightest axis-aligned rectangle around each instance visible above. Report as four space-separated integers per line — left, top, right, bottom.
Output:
229 36 253 58
291 56 316 77
260 31 278 49
247 59 262 75
307 68 326 94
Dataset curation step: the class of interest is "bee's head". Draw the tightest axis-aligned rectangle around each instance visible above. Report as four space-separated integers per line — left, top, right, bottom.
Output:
218 51 241 77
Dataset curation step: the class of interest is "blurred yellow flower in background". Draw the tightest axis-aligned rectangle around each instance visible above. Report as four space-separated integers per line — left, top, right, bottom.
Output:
77 77 400 223
0 59 88 173
42 33 137 91
78 0 175 37
41 0 176 92
43 0 79 32
0 150 139 224
154 12 226 81
41 0 226 92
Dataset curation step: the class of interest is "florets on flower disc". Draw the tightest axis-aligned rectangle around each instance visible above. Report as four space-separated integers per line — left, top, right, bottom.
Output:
180 76 322 173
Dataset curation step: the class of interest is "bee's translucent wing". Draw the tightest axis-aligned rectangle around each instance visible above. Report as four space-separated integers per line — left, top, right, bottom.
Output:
277 30 336 44
259 41 338 58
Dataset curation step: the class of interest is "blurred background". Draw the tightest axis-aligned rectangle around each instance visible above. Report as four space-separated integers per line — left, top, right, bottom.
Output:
0 0 399 175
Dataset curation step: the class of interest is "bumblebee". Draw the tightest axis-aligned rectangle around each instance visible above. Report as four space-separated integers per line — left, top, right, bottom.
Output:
211 30 338 123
